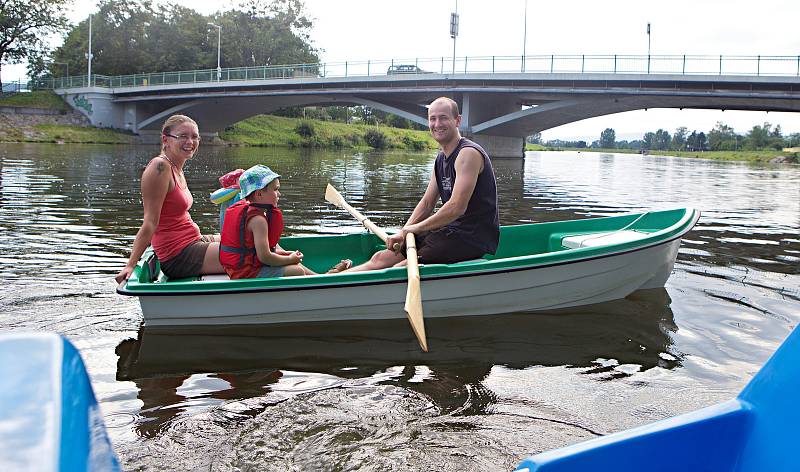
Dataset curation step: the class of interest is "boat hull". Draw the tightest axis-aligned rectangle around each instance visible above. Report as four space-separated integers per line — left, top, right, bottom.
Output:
138 237 681 326
120 208 699 327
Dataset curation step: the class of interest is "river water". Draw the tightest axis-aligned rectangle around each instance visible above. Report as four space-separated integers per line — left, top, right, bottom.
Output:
0 143 798 470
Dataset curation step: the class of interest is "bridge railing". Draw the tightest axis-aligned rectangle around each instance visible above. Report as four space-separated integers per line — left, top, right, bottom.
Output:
32 54 800 90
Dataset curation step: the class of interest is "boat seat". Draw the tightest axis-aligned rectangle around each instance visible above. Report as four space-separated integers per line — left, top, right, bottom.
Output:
199 274 232 281
561 230 649 249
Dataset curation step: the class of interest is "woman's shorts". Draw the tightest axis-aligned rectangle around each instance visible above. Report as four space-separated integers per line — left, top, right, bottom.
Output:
159 235 216 279
257 265 285 278
405 228 486 264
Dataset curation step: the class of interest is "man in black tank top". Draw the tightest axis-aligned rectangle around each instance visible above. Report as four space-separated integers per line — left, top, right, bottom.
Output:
337 97 499 273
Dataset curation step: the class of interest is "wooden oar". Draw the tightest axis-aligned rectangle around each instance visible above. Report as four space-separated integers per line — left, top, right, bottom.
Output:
403 232 428 352
325 183 428 351
325 184 389 241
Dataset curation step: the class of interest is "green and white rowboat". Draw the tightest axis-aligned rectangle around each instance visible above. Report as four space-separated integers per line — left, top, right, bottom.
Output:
117 208 699 327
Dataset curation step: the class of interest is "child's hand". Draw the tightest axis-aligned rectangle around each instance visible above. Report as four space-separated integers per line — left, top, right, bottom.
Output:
289 250 303 264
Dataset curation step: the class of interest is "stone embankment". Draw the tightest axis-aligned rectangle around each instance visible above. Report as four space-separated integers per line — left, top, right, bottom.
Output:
0 106 90 141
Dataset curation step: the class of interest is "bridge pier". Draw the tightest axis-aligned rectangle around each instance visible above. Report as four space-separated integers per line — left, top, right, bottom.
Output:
461 93 525 159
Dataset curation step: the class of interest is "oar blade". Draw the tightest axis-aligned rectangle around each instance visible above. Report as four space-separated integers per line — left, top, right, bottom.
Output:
404 279 427 352
324 183 345 209
403 233 428 352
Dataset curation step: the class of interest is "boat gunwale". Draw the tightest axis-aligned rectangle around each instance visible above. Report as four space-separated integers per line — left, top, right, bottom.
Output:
117 209 699 298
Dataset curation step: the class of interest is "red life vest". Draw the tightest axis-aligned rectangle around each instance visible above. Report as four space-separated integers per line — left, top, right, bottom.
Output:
219 199 284 279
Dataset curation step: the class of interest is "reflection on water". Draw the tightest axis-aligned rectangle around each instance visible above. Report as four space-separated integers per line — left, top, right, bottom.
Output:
0 144 798 470
116 289 677 435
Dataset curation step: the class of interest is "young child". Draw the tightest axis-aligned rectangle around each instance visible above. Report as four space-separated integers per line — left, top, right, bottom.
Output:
219 165 316 279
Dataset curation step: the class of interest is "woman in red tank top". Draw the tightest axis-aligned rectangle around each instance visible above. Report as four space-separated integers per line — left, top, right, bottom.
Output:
115 115 224 283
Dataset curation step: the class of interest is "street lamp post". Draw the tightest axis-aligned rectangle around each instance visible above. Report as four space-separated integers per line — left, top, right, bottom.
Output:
647 22 651 74
522 0 528 72
450 0 459 75
87 14 93 86
208 22 222 80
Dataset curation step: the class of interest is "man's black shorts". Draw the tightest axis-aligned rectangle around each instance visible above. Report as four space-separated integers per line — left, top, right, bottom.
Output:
403 228 486 264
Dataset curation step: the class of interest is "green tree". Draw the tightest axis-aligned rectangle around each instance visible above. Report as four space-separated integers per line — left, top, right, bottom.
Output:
52 0 216 77
745 122 771 150
599 128 615 148
697 132 708 151
671 126 688 151
654 129 671 150
642 131 655 150
51 0 318 77
707 122 738 151
212 0 317 69
0 0 71 91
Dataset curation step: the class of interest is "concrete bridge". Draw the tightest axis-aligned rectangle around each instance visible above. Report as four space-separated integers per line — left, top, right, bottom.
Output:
47 55 800 157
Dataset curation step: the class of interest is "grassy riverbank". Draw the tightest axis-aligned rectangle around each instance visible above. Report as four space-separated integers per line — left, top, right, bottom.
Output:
529 145 797 163
0 90 69 110
219 115 437 150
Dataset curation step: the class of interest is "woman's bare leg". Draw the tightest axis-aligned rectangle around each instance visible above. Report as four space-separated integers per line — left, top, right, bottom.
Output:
200 242 224 274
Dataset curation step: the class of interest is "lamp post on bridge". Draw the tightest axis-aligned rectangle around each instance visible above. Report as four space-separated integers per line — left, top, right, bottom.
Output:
522 0 528 72
208 22 222 80
87 14 93 86
647 22 651 73
450 0 459 75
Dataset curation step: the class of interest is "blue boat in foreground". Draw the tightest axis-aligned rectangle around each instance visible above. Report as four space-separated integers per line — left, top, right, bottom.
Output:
0 333 120 471
516 325 800 472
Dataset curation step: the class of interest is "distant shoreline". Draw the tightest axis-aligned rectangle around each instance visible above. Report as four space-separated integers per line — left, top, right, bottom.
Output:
526 144 798 164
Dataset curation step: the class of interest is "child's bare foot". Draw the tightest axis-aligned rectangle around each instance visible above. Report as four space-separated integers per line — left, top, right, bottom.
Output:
326 259 352 274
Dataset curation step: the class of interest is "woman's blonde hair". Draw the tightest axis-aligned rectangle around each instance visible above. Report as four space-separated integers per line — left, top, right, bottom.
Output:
160 115 198 153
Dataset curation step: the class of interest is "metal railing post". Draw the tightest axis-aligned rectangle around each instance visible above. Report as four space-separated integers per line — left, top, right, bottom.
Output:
614 55 617 73
464 56 468 73
647 54 650 74
719 55 722 75
367 60 370 76
682 55 686 74
581 55 585 73
757 55 760 76
492 56 495 73
441 57 444 74
345 61 348 77
550 54 554 73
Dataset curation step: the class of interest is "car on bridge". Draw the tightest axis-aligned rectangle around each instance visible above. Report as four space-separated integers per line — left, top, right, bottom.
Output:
387 64 431 75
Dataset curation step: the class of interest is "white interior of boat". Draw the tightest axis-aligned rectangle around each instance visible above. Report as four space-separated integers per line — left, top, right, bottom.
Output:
200 274 232 281
561 230 649 249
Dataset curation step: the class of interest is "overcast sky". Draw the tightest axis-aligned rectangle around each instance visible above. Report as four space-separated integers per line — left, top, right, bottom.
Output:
8 0 800 141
